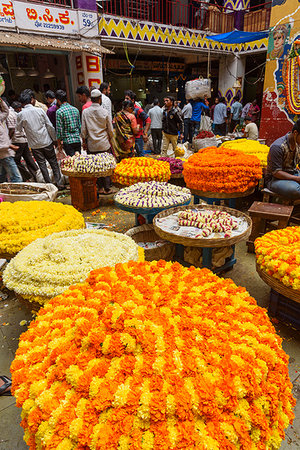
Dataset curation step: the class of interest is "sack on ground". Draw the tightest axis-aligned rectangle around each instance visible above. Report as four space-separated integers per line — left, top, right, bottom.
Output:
0 182 58 202
200 114 212 132
193 137 218 151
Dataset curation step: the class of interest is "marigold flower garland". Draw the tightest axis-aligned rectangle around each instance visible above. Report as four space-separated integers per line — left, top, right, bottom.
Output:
112 157 171 186
255 226 300 290
11 261 295 450
115 181 191 208
183 147 262 193
3 229 144 305
221 139 269 168
0 201 84 256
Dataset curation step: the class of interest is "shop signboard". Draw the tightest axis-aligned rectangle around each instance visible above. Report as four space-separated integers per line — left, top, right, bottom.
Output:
13 1 79 34
0 1 98 36
0 1 15 28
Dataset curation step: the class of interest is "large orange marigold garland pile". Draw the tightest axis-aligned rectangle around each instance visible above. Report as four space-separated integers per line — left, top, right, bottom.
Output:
12 261 295 450
112 157 171 186
183 147 262 193
255 226 300 290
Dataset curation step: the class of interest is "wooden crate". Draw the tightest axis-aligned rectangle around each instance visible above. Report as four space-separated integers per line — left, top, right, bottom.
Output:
69 176 98 211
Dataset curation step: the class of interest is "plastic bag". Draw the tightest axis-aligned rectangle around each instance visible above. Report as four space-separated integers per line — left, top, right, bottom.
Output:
193 137 218 151
185 77 211 100
200 114 212 132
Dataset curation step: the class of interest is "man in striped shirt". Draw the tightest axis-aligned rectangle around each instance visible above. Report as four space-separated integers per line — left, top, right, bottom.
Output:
56 90 81 156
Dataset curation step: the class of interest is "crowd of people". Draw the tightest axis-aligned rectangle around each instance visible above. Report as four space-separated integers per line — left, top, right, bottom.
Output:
0 83 261 192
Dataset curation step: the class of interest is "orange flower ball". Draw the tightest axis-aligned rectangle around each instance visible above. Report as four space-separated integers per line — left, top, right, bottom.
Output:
183 147 262 193
112 157 171 186
11 261 294 450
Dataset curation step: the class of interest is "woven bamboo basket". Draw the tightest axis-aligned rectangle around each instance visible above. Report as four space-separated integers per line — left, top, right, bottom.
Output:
114 197 191 216
256 263 300 304
0 252 16 260
170 173 184 179
153 204 252 248
62 169 114 178
125 224 175 261
190 187 255 199
0 184 45 195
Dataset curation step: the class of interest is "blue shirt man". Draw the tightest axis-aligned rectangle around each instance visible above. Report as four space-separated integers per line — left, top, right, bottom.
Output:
213 97 227 136
190 99 209 137
230 96 243 132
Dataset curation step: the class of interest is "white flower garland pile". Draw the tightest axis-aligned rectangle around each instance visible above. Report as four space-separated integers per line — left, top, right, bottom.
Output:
3 229 141 303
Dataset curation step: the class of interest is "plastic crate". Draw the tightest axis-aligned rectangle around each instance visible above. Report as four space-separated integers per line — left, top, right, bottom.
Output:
69 176 98 211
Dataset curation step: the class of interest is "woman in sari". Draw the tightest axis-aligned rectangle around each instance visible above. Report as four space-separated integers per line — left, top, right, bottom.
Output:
114 100 139 159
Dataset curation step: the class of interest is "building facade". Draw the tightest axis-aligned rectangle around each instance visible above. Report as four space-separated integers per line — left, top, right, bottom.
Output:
0 0 109 103
260 0 300 144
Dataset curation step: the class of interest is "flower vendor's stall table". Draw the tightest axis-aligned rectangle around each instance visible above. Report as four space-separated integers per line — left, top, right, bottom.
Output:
183 147 262 209
255 226 300 330
114 181 191 225
11 260 295 449
190 187 255 209
62 169 114 211
154 204 252 273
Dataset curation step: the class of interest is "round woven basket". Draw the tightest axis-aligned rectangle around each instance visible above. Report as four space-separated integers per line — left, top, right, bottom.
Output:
114 198 191 216
190 187 255 199
62 169 114 178
0 252 16 260
153 204 252 248
256 263 300 304
125 224 175 261
170 173 184 179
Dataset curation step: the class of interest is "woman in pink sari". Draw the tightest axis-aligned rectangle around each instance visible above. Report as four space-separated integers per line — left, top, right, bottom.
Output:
248 99 260 123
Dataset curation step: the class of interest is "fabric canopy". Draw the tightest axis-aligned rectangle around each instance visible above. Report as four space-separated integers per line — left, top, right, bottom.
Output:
207 30 269 44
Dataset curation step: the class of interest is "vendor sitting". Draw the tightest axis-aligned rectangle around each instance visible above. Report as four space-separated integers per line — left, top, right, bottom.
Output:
265 120 300 200
243 116 258 140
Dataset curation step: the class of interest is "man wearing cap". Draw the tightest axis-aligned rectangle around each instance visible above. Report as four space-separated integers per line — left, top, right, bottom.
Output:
56 89 81 156
81 89 114 194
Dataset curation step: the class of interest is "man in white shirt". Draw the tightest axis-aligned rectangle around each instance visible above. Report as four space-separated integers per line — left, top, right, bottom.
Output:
243 116 258 140
7 101 38 180
81 89 114 195
17 90 63 188
100 82 112 117
182 100 193 143
148 98 163 154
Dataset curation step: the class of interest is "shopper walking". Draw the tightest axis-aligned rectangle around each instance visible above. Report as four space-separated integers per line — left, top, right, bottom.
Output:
0 97 22 183
213 97 227 136
17 90 63 188
7 101 38 181
45 90 58 128
248 99 260 123
76 86 92 111
182 100 193 143
56 90 81 157
190 97 209 137
99 82 112 117
81 89 114 194
115 100 140 159
148 98 163 154
124 90 151 157
161 96 183 157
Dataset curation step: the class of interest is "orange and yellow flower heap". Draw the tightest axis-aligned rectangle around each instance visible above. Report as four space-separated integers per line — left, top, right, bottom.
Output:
220 139 269 168
183 147 262 193
255 226 300 290
11 261 295 450
112 157 171 186
0 201 84 256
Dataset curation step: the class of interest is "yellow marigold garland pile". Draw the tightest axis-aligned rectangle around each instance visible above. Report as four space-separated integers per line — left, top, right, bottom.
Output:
11 261 295 450
255 226 300 290
112 157 171 186
0 201 84 256
221 139 269 168
183 147 262 193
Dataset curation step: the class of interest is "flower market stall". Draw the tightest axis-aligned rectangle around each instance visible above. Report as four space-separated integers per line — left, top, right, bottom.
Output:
11 261 295 449
3 229 143 306
0 201 84 259
114 181 191 225
255 227 300 329
183 147 262 208
61 153 117 211
153 204 252 272
112 157 171 187
220 139 269 168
